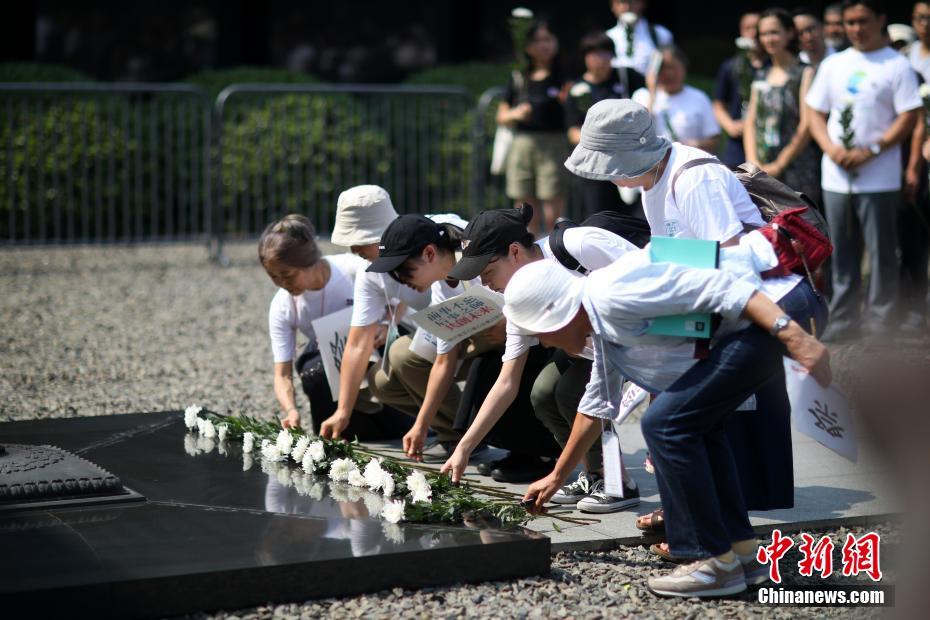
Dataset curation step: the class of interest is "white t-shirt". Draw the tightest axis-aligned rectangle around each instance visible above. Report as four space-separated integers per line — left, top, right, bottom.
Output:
606 18 673 75
805 46 921 193
268 253 367 364
908 43 930 84
633 86 720 144
349 212 469 328
502 227 638 361
641 143 800 301
799 45 835 68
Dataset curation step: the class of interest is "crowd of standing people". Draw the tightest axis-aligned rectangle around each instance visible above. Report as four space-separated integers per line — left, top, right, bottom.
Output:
254 0 926 602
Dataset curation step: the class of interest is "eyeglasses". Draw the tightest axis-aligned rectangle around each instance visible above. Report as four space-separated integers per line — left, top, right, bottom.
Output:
914 14 930 23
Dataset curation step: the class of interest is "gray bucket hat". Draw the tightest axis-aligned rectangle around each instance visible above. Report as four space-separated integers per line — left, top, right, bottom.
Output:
564 99 671 182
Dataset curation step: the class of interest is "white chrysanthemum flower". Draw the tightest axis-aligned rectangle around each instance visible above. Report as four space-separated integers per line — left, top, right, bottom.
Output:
196 417 207 434
261 440 286 463
301 449 317 474
570 82 592 97
620 11 638 25
348 468 367 488
201 419 217 439
184 405 202 429
382 522 405 544
381 500 406 524
511 7 533 19
841 95 856 108
347 485 365 502
306 441 326 463
242 453 254 471
196 435 216 454
329 458 355 482
217 441 228 456
735 36 756 51
920 83 930 99
291 436 310 463
406 471 432 503
242 432 255 453
184 433 199 456
381 471 396 497
363 458 386 491
276 429 294 455
217 424 228 442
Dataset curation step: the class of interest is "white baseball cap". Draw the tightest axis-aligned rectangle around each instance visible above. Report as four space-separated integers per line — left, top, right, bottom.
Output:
503 259 586 335
330 185 398 247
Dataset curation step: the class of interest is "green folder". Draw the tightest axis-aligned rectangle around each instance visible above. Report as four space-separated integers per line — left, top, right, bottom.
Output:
645 236 720 338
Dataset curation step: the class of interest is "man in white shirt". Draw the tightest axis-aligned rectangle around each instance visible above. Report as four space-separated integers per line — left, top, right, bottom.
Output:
805 0 921 341
605 0 673 76
794 9 836 69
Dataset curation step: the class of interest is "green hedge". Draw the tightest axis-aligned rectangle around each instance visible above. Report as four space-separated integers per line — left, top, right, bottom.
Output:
0 62 92 83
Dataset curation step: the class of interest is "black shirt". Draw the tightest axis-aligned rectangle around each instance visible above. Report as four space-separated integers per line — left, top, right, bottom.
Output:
503 71 566 132
564 68 645 129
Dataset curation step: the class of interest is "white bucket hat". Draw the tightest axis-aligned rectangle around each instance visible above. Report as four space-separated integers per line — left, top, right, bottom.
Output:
564 99 671 182
330 185 398 247
503 259 586 335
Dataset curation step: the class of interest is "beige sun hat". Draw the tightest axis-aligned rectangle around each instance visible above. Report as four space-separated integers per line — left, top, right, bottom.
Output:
330 185 398 247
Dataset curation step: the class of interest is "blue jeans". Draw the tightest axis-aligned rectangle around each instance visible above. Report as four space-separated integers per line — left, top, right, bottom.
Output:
639 280 827 558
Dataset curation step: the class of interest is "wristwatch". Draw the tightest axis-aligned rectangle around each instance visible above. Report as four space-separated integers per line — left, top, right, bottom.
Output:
770 315 792 337
868 143 881 157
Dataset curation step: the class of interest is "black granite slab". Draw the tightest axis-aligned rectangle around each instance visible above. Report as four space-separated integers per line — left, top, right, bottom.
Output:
0 413 550 618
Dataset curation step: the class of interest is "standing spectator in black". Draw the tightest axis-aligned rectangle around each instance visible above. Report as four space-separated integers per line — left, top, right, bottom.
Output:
713 12 767 167
909 2 930 82
565 32 645 217
497 17 568 234
806 0 921 341
794 7 835 70
744 9 821 205
824 3 849 51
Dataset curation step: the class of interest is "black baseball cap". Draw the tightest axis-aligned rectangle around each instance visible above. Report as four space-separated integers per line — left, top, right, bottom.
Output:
366 214 442 273
447 204 534 281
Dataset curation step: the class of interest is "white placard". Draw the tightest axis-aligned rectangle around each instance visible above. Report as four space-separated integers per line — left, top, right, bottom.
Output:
783 357 858 462
408 327 438 363
601 420 625 498
310 307 356 402
409 286 504 347
615 383 649 426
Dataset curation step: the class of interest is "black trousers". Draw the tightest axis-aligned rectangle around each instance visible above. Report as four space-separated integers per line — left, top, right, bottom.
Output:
295 347 412 441
898 182 930 320
453 345 561 458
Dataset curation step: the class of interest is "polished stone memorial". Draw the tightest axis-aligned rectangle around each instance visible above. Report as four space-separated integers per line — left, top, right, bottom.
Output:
0 412 549 618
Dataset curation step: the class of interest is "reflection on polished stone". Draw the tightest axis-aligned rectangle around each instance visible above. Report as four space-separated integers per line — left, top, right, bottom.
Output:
0 412 549 618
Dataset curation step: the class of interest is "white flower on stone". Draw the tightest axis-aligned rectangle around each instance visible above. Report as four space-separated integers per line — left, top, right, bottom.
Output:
363 458 386 491
511 7 533 19
381 500 406 524
570 82 591 97
291 436 310 463
301 449 317 474
196 417 207 435
306 441 326 463
242 432 255 453
735 36 757 51
184 433 200 456
261 439 286 463
184 405 202 429
920 83 930 99
217 424 228 442
329 458 355 482
363 492 385 517
382 522 405 544
406 471 432 504
620 11 638 25
201 419 217 439
381 471 396 497
242 453 254 471
275 429 294 455
348 468 367 488
196 435 216 454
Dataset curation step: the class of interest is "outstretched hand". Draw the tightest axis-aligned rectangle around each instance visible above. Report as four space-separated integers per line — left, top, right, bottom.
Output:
440 445 472 483
320 411 350 440
521 471 564 515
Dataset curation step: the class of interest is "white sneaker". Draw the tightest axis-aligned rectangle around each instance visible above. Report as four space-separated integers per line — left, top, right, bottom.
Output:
550 471 598 505
647 556 747 598
576 479 640 513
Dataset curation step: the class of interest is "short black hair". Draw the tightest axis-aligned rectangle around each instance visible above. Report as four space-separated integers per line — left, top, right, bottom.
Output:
840 0 885 17
580 31 615 56
792 5 820 21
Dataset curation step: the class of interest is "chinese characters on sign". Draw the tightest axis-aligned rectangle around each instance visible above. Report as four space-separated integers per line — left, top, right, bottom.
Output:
410 287 504 347
757 529 882 584
783 357 858 462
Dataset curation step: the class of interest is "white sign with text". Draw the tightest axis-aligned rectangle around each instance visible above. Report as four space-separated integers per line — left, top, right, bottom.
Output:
310 307 359 401
783 357 857 462
409 286 504 347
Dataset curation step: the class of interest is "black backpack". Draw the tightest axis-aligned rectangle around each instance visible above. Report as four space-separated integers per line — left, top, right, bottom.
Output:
548 211 652 275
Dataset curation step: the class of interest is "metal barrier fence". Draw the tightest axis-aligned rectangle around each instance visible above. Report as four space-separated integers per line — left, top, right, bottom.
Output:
0 83 212 245
214 84 480 245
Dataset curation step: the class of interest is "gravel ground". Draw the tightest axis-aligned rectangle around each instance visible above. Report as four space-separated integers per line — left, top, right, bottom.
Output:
1 243 907 619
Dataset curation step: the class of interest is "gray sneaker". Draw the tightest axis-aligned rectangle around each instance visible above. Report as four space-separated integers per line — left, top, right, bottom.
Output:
576 479 640 513
551 471 599 505
647 556 747 598
738 552 768 586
